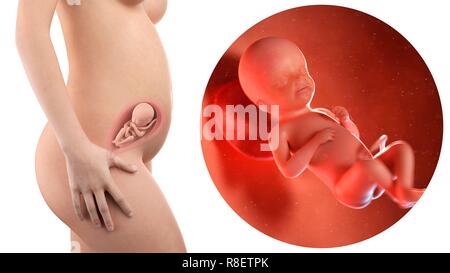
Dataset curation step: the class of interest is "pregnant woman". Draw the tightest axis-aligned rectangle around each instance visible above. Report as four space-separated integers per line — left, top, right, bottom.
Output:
16 0 185 252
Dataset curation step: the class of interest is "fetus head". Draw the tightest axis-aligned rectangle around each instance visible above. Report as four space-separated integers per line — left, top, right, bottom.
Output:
239 37 315 116
132 103 155 126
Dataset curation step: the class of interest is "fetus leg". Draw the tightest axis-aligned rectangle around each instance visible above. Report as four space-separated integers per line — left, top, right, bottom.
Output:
370 134 388 155
334 159 394 208
375 141 424 207
336 140 423 208
369 139 388 200
113 127 133 147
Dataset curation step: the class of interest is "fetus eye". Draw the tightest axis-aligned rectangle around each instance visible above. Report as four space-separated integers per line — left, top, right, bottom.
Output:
274 76 289 89
293 66 304 77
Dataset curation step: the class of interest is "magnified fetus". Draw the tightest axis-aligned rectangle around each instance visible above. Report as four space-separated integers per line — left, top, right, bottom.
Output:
113 103 157 148
239 37 425 209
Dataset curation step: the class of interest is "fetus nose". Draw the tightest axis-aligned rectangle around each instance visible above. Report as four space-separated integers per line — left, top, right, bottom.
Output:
132 103 156 126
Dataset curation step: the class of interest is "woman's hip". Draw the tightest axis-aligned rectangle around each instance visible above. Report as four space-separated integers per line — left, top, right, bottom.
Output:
35 125 184 252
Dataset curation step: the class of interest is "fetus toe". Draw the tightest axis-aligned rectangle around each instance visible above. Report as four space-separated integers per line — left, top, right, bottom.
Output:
393 184 424 209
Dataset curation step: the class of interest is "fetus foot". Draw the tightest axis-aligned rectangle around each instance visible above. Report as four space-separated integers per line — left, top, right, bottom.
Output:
393 184 424 209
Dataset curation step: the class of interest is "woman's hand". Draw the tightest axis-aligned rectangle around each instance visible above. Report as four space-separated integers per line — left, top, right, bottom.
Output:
64 140 137 232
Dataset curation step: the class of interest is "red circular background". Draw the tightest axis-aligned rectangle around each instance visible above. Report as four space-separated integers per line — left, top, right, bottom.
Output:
201 5 442 247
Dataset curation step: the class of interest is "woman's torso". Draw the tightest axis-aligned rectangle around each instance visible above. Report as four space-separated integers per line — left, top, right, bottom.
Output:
33 0 185 252
281 111 370 187
57 0 171 160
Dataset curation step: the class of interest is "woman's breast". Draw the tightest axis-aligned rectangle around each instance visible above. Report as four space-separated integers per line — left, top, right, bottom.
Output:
57 2 171 160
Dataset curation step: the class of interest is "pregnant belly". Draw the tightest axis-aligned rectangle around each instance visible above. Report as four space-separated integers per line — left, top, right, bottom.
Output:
67 68 172 162
33 66 182 251
59 5 172 161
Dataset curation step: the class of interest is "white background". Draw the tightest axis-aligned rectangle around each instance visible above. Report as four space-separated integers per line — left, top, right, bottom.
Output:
0 0 449 253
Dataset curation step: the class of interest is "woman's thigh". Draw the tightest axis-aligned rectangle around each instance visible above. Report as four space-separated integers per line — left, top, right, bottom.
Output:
36 127 185 252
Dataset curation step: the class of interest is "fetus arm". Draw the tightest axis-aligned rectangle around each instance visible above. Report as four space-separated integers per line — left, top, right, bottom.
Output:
270 131 324 178
113 127 126 144
115 135 136 147
129 122 147 137
112 127 134 146
340 118 360 138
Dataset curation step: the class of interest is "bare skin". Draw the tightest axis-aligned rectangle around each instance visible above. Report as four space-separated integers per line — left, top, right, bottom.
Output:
17 0 185 252
239 37 424 209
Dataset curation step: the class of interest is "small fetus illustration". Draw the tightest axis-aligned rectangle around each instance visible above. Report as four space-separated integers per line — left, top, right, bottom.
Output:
113 102 157 148
238 37 425 209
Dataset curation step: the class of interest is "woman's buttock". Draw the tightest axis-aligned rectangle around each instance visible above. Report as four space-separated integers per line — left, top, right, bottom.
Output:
35 94 176 252
35 77 178 252
35 120 185 252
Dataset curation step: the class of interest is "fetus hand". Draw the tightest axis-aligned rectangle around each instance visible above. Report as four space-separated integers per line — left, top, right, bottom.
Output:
331 106 360 138
270 128 336 178
64 140 137 231
331 106 350 123
313 128 336 145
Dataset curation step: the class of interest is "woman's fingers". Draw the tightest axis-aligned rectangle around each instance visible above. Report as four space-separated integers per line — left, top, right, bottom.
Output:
94 190 114 232
111 155 138 173
70 190 83 221
107 183 133 217
83 192 101 228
